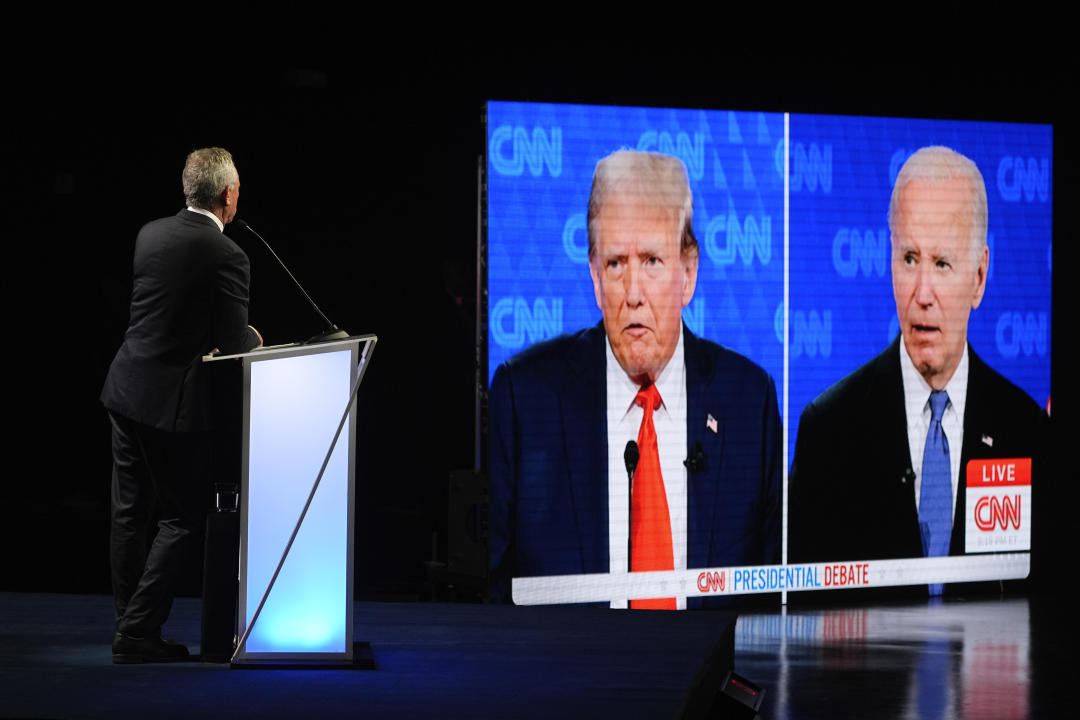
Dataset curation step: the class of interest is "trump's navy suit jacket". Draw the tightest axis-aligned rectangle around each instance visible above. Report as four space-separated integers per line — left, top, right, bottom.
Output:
489 323 781 606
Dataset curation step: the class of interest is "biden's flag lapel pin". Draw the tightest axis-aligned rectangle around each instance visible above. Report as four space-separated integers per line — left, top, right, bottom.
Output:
706 413 718 434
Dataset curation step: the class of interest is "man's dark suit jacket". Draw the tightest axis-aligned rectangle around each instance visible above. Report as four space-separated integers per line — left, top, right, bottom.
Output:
101 209 259 431
489 322 782 606
788 336 1048 576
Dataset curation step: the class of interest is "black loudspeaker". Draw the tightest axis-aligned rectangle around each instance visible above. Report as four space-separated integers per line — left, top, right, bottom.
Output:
200 505 240 663
447 470 488 578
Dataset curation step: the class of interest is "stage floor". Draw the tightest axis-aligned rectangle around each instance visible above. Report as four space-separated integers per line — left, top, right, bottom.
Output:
0 592 1066 719
0 593 734 719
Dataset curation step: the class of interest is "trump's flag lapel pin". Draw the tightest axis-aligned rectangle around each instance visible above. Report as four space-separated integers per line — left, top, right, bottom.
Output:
706 413 718 434
981 433 994 447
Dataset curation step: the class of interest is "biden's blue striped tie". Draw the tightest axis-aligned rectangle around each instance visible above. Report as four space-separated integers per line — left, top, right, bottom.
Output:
919 390 951 596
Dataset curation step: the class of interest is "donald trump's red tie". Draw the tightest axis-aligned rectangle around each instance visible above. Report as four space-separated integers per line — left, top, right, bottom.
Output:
630 383 676 610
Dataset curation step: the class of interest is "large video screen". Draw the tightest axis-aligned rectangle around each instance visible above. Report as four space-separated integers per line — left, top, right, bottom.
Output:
486 101 1051 606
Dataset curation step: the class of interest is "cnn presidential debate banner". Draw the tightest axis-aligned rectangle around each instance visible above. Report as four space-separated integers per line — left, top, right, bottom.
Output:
485 101 1051 604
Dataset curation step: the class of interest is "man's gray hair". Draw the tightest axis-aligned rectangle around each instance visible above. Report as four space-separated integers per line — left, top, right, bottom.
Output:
182 147 239 210
587 149 697 260
888 145 987 267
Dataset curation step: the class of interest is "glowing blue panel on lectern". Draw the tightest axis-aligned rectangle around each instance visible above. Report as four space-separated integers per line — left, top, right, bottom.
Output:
244 349 352 654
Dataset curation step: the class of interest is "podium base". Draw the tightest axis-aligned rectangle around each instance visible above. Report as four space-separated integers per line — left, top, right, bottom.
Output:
230 641 375 670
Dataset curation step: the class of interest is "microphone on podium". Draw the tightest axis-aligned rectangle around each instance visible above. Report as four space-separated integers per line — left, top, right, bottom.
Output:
231 219 349 343
624 440 639 571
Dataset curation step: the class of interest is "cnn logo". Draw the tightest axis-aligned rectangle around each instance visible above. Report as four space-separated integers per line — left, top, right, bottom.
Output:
965 458 1032 553
974 495 1022 531
697 571 726 593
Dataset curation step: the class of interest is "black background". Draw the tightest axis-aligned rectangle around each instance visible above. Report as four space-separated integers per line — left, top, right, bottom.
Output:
3 50 1074 600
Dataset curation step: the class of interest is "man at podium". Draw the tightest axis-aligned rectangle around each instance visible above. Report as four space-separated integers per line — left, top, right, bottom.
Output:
100 147 261 663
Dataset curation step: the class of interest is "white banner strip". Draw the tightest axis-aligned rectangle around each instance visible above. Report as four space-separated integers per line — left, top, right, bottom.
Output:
511 554 1030 605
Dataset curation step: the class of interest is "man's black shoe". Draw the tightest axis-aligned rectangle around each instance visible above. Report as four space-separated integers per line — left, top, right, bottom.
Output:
112 632 190 664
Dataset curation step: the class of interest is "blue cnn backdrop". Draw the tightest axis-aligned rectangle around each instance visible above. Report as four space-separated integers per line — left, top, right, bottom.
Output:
787 115 1052 465
487 101 785 397
486 101 1052 479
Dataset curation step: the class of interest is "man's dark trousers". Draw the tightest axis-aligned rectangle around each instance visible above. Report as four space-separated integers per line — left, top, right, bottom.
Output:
109 411 209 637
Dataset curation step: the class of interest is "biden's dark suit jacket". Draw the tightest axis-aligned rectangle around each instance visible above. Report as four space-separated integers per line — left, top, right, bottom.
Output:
489 323 782 606
101 209 259 431
788 336 1048 577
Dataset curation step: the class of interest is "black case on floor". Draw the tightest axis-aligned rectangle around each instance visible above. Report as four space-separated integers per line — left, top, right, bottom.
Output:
201 508 239 663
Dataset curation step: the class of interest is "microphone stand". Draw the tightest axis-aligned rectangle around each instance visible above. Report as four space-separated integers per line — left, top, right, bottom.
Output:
624 441 639 574
233 219 349 343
